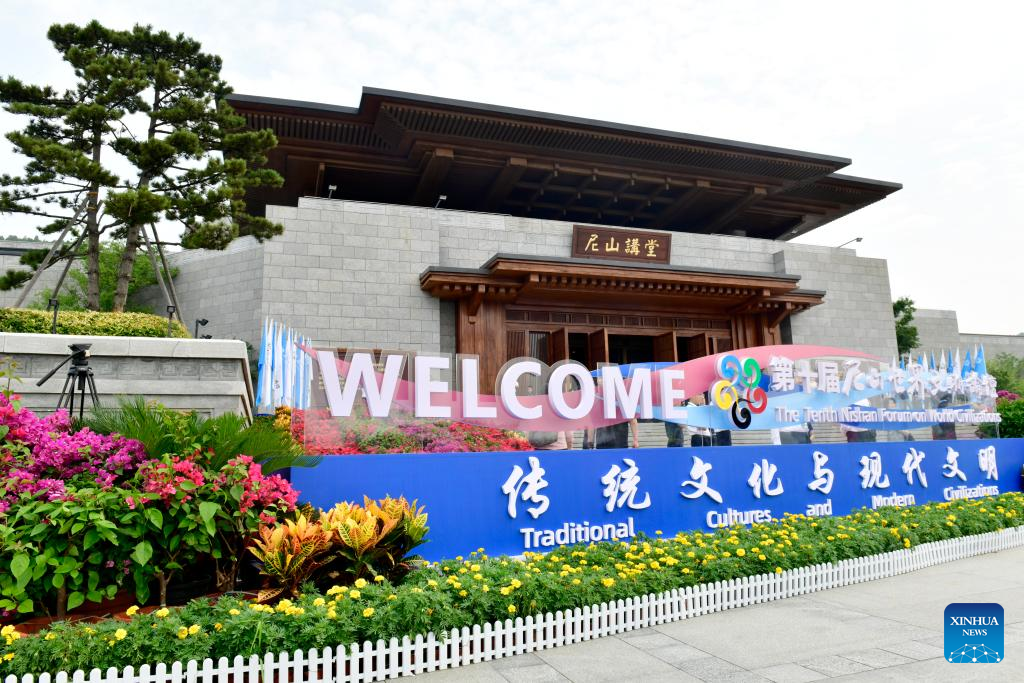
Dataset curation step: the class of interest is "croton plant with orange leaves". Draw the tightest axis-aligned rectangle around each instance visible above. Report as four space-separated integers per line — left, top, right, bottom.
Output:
249 496 428 600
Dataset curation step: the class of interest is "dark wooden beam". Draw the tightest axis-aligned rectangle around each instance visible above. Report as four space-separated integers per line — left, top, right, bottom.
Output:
513 180 675 206
652 180 710 228
479 156 528 211
525 167 559 211
411 147 454 206
777 213 824 240
628 179 671 220
697 187 768 233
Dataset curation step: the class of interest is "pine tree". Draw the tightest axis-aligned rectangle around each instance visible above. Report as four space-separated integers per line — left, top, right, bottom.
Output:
103 24 282 311
0 20 138 306
0 21 283 311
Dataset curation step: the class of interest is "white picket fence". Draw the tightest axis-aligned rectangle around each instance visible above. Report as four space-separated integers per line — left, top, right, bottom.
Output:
9 526 1024 683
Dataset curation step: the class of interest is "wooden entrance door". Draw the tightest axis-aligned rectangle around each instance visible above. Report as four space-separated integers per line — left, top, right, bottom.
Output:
653 331 678 363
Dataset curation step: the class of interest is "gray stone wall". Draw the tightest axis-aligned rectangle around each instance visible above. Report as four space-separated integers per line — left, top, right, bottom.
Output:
914 308 1024 360
139 197 900 359
0 332 253 417
0 240 67 308
774 245 898 359
911 309 961 353
959 333 1024 360
134 236 266 349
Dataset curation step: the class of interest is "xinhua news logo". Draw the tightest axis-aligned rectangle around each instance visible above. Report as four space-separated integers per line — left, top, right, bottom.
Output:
944 602 1004 663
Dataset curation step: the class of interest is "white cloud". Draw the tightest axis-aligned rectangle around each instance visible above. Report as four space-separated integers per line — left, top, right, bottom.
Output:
0 0 1021 333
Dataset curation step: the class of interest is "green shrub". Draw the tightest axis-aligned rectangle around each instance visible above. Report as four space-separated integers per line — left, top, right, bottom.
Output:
4 493 1024 675
83 397 319 474
998 398 1024 438
0 308 187 338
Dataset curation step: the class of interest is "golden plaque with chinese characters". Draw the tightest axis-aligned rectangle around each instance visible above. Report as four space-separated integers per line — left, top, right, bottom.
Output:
571 225 672 264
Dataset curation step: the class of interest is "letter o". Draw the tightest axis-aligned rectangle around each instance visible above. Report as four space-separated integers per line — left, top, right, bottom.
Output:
547 362 596 420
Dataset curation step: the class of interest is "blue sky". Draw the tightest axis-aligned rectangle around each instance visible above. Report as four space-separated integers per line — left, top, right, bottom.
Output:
1 0 1021 334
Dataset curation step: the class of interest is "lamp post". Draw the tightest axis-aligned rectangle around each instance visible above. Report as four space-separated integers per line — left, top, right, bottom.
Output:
47 298 59 334
194 318 209 338
837 237 863 249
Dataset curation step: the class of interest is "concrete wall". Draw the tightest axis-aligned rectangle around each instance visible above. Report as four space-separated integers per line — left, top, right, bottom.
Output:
959 333 1024 359
0 240 64 308
134 236 265 348
774 246 897 359
914 308 1024 359
0 332 253 417
141 197 900 359
910 309 961 353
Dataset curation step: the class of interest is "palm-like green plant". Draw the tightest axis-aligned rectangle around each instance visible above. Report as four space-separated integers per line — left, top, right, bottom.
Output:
82 397 320 472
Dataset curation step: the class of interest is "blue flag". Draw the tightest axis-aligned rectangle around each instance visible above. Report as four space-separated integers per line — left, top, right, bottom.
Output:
975 345 987 375
963 348 973 378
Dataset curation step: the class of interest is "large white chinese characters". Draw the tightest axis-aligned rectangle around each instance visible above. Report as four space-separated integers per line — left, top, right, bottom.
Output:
859 452 891 490
680 456 723 503
808 450 834 495
601 459 652 512
748 459 784 498
901 447 928 487
502 456 550 519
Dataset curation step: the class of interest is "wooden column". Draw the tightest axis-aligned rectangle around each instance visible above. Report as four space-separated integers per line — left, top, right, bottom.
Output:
457 298 506 393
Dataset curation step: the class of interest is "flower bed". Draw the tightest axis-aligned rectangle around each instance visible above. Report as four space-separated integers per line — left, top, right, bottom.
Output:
290 409 532 454
2 492 1022 676
0 395 300 617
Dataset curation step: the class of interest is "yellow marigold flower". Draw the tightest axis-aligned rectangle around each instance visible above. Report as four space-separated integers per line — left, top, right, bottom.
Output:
427 580 438 588
125 605 140 617
374 575 385 583
571 578 581 585
229 608 241 616
473 573 484 580
155 608 170 618
327 609 337 619
775 567 783 574
2 653 13 662
500 587 512 596
682 568 691 574
362 607 375 618
759 554 767 561
188 624 200 635
349 590 361 599
214 623 223 631
326 585 343 596
354 578 368 589
736 548 746 557
388 594 398 600
313 597 326 607
459 590 468 597
482 585 490 593
44 632 56 641
471 564 481 572
177 627 189 639
508 605 517 614
114 628 128 641
510 578 522 588
601 578 615 588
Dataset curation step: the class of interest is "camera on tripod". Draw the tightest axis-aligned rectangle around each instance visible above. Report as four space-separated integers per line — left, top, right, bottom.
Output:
36 343 100 419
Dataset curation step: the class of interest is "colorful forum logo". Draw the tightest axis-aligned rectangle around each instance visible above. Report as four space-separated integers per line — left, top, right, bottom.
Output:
710 354 767 429
944 603 1003 663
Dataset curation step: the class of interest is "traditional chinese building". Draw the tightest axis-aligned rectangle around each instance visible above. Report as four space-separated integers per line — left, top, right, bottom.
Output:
138 87 905 393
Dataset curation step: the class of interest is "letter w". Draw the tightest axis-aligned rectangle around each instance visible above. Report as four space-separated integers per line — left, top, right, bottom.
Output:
318 351 404 417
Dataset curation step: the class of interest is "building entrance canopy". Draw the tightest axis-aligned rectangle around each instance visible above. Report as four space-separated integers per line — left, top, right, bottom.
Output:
420 254 824 386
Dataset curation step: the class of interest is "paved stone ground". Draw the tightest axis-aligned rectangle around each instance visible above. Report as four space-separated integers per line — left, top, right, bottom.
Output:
414 546 1024 682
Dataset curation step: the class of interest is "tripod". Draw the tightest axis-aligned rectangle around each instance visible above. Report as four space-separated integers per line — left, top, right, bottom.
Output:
36 344 101 420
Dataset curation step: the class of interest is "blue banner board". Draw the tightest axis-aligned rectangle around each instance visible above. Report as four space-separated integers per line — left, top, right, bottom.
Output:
290 438 1024 561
